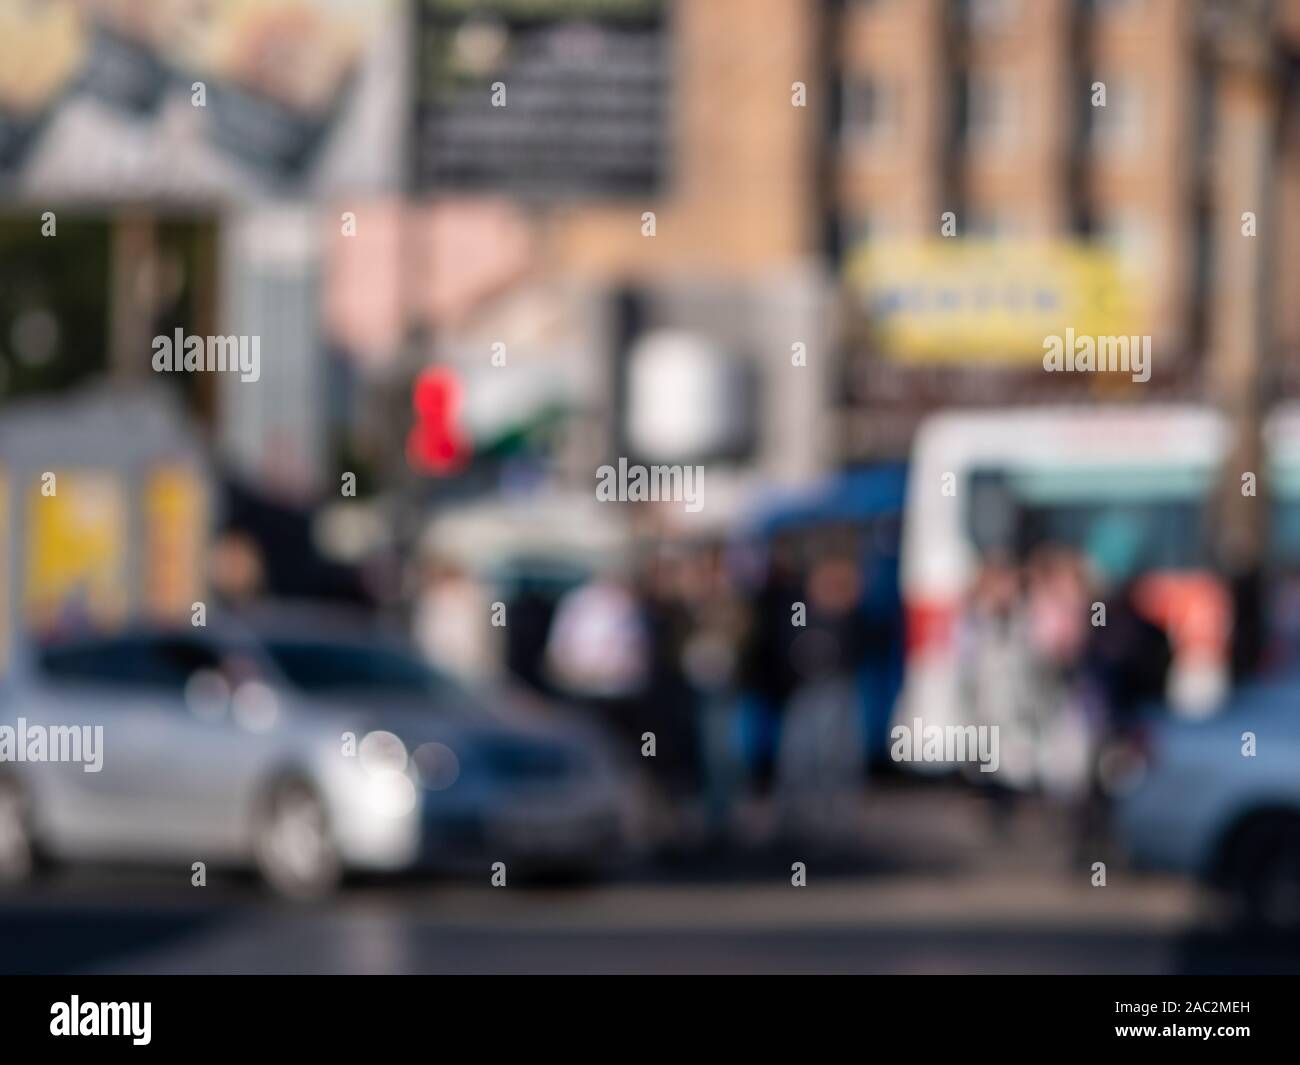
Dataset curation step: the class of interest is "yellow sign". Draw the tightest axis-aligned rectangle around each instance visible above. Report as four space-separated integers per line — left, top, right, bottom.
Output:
847 240 1148 364
25 471 128 630
144 467 207 622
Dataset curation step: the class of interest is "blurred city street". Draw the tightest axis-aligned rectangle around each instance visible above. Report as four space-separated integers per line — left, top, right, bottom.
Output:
5 0 1300 985
4 782 1295 975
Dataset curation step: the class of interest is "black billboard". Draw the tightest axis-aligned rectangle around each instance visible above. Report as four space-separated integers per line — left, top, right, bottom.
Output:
412 0 669 198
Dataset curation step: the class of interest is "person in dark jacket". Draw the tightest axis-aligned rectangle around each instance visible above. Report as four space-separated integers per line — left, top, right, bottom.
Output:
1076 577 1173 860
737 538 803 795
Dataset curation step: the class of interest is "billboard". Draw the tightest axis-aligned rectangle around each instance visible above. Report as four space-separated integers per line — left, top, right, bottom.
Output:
847 240 1149 365
413 0 669 198
144 466 208 623
0 0 400 199
24 471 129 631
0 391 211 656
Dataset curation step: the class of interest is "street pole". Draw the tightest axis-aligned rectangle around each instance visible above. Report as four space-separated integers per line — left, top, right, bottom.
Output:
1202 0 1278 679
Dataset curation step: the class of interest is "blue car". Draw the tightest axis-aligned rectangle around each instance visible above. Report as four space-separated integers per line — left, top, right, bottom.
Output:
1117 673 1300 931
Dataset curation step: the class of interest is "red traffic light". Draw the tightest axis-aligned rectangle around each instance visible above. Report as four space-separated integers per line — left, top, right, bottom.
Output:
407 367 472 475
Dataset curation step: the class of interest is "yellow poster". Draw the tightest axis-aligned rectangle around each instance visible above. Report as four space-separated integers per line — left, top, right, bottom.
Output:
847 240 1148 364
144 466 207 622
25 471 128 631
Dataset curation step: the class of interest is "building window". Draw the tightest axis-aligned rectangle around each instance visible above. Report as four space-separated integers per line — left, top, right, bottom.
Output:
842 76 896 149
966 70 1019 154
1090 75 1144 156
964 0 1019 34
1086 0 1145 15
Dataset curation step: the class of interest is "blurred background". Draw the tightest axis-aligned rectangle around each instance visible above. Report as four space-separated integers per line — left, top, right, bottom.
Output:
3 0 1300 973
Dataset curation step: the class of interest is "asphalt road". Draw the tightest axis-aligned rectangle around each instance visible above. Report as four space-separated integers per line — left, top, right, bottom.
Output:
2 785 1297 975
2 867 1295 974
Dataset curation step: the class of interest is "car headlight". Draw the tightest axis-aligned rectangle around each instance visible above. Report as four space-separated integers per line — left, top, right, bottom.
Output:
359 730 408 776
356 731 416 818
363 770 417 819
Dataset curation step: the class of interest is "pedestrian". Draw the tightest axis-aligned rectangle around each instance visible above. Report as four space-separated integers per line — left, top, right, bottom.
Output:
776 550 870 841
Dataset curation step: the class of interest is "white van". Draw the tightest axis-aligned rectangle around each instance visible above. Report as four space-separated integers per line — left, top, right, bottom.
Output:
896 405 1235 779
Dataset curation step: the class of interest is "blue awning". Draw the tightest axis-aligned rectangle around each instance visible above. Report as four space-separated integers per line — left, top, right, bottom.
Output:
744 464 908 539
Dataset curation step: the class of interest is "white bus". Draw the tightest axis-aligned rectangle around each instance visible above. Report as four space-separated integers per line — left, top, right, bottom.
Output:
896 405 1233 780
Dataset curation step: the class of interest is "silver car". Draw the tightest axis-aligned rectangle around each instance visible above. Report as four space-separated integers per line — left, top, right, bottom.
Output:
0 618 626 897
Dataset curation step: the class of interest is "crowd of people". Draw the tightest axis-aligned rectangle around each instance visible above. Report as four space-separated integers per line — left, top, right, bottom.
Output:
412 526 1191 857
414 527 899 848
959 544 1174 856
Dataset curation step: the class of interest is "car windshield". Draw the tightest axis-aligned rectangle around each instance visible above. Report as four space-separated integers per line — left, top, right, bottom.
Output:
262 638 450 699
